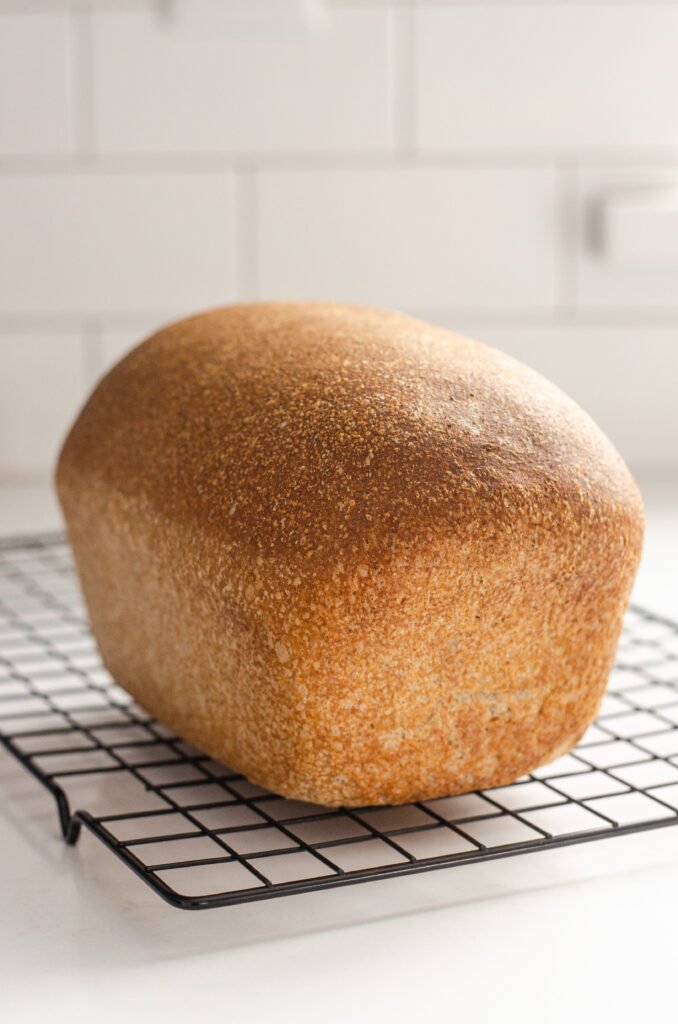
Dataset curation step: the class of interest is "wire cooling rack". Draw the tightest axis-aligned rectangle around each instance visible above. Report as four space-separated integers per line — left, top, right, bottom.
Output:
1 533 678 910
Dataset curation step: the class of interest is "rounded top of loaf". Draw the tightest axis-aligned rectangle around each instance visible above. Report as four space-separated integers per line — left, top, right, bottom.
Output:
57 302 643 589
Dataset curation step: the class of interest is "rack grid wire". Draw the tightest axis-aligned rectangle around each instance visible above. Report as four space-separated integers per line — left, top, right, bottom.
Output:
1 532 678 911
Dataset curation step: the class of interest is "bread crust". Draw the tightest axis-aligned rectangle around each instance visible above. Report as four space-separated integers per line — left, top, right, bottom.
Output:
56 303 644 806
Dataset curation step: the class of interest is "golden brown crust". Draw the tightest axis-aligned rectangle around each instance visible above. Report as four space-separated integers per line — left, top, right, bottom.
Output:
56 303 644 805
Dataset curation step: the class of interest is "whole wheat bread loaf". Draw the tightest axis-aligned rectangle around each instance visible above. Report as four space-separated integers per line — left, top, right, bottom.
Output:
56 303 644 806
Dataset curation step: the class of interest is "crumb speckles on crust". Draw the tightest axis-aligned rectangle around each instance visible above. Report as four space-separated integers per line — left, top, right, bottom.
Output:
56 302 644 806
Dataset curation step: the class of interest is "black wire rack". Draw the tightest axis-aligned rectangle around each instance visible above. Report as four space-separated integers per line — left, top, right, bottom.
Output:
1 533 678 911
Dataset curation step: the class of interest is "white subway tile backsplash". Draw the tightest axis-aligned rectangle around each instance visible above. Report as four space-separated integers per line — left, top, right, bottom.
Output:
0 173 236 315
429 322 677 471
0 334 86 477
415 6 678 151
0 3 677 478
574 166 678 311
0 13 75 156
91 8 393 154
256 167 556 309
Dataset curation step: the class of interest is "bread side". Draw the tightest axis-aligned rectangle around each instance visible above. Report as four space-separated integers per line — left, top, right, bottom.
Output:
56 303 644 805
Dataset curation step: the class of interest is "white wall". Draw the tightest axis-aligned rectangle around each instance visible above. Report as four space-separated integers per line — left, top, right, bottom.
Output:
1 0 677 483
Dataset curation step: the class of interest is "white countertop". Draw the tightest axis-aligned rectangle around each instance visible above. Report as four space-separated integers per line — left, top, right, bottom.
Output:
2 476 678 1024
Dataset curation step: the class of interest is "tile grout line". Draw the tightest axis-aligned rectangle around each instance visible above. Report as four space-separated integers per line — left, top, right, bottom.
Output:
2 0 677 9
1 150 678 177
331 0 678 7
233 163 258 302
390 1 416 157
71 4 96 164
554 159 578 320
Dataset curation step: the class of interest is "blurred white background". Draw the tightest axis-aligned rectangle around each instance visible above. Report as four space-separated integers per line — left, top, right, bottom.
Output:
1 0 677 607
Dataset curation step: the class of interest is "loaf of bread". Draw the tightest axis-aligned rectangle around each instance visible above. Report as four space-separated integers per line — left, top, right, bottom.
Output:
56 303 644 806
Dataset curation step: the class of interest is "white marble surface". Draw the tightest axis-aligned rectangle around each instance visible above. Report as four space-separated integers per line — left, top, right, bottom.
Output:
1 475 677 1023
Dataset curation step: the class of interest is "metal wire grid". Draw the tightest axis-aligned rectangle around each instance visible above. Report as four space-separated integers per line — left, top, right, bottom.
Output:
1 534 678 911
